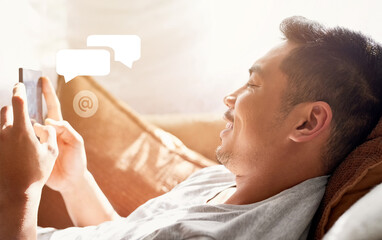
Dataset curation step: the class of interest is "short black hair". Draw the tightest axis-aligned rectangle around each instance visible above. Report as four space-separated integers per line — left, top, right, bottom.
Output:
279 16 382 173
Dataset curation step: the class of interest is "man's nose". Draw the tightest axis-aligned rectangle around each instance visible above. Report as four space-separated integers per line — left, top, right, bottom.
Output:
224 95 236 108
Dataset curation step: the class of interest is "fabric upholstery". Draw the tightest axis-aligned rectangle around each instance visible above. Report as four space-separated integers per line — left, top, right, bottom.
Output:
323 182 382 240
144 114 225 161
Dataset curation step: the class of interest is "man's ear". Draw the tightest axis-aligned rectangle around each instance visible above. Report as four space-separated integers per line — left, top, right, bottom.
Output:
288 101 332 143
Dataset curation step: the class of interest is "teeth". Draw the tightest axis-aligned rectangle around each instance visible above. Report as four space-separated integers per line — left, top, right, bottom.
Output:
226 122 233 129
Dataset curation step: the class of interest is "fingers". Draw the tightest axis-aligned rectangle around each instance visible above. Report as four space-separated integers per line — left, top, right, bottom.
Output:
34 123 59 157
45 118 83 145
12 83 32 130
41 77 63 121
1 106 13 130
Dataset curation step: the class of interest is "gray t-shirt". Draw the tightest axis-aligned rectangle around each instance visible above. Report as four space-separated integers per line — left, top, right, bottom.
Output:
38 165 328 240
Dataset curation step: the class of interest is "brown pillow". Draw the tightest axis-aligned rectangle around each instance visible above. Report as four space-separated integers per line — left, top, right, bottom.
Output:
37 75 216 228
309 118 382 239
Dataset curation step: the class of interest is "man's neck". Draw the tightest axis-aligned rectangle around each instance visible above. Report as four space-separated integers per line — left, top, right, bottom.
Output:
224 174 284 205
225 167 322 205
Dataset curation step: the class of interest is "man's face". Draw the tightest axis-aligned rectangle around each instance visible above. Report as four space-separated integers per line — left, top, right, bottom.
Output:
216 41 297 176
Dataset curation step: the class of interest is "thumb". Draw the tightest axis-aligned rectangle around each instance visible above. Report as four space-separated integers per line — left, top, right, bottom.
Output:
12 83 32 130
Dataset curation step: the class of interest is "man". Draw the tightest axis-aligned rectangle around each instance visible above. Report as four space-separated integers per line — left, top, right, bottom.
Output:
0 16 381 239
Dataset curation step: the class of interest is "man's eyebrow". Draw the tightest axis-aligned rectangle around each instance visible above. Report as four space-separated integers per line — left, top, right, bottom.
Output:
248 65 264 77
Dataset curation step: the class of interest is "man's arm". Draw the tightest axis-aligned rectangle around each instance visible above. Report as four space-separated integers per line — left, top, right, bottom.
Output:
57 170 121 227
0 83 58 239
41 77 120 226
0 185 42 239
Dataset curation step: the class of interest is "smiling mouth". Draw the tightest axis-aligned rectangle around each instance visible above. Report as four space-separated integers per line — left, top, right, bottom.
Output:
221 111 234 138
226 122 233 129
220 119 233 138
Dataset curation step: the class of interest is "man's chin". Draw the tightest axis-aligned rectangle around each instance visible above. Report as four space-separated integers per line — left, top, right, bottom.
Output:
215 146 232 166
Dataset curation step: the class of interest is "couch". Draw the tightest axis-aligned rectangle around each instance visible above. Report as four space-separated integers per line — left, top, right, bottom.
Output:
37 75 382 239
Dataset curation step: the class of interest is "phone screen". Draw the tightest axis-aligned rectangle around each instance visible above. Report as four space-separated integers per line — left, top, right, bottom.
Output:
18 68 43 124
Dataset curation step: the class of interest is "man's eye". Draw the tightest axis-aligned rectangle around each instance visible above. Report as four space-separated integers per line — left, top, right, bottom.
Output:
246 83 259 88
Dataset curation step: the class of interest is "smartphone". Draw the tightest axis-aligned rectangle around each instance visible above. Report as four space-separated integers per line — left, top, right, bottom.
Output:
18 68 43 124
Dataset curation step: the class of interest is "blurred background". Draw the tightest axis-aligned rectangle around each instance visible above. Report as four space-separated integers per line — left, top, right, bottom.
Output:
1 0 382 114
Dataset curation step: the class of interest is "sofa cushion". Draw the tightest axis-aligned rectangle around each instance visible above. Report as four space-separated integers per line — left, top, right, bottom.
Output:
323 182 382 240
309 118 382 239
144 114 225 161
37 75 216 228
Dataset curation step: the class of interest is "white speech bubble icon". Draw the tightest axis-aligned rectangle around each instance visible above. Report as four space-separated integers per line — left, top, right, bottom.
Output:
56 49 110 82
87 35 141 68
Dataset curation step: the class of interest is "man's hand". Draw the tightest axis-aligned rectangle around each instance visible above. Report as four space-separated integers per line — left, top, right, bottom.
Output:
0 83 58 240
40 77 119 226
41 77 87 193
0 83 58 193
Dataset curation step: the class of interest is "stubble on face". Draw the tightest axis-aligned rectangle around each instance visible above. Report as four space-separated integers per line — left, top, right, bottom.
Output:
215 145 233 165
